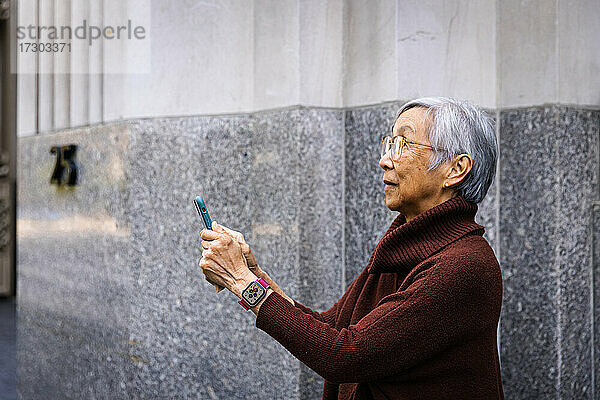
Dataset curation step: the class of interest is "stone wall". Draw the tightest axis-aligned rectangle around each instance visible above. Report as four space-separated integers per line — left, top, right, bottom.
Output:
18 103 598 399
498 106 600 398
18 108 348 399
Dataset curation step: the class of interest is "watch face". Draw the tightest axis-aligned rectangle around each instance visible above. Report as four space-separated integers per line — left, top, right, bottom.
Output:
241 281 266 306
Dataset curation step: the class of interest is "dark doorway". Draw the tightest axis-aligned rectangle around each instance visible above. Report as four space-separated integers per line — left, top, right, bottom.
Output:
0 3 17 398
0 0 16 298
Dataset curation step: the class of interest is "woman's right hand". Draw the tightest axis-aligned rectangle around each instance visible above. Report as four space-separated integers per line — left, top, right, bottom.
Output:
214 223 260 274
205 222 293 307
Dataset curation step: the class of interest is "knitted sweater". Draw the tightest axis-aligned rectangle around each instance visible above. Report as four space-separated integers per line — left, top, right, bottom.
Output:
256 196 504 400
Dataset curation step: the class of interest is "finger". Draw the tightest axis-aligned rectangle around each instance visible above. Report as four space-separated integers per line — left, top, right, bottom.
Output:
212 222 227 234
201 237 225 254
217 233 233 246
240 242 250 254
201 248 212 259
219 225 243 241
200 232 219 243
200 228 224 241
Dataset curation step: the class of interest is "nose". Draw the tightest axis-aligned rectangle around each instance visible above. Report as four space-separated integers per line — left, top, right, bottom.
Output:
379 150 393 170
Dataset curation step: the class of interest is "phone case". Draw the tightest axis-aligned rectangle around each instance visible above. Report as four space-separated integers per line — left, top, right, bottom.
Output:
194 195 212 230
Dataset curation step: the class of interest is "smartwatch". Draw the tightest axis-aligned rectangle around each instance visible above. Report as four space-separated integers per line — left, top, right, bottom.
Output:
238 278 271 310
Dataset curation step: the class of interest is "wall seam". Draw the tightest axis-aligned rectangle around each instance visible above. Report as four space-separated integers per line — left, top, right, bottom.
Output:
295 109 302 400
591 203 597 400
340 0 348 109
340 0 347 294
35 0 39 135
50 0 55 130
295 3 302 396
593 110 600 398
597 110 600 201
296 0 300 108
85 0 91 124
554 106 563 400
555 0 560 105
250 0 255 113
555 0 562 393
100 0 104 123
494 0 502 370
341 109 346 294
394 0 399 107
67 0 72 128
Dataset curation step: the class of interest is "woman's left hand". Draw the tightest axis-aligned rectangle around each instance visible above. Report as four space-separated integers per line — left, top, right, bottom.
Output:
199 222 256 297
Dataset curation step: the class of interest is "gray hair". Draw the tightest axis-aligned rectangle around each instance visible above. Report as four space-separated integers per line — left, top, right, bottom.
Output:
396 97 497 204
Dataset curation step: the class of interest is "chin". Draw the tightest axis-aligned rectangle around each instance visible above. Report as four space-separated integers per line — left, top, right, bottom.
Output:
385 196 402 212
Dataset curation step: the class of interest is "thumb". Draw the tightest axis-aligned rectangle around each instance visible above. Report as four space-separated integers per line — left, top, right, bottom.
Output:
212 221 225 233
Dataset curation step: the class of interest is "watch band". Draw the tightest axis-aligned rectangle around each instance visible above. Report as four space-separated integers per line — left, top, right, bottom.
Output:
238 278 271 310
238 299 251 310
257 278 271 290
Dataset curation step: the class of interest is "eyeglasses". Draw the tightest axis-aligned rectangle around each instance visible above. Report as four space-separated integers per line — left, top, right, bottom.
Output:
380 125 444 162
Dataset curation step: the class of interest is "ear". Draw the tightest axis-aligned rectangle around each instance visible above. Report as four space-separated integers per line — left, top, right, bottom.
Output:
444 154 473 188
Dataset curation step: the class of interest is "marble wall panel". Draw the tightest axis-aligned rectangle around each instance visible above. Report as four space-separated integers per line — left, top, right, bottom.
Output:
556 108 598 398
17 124 132 399
499 106 599 399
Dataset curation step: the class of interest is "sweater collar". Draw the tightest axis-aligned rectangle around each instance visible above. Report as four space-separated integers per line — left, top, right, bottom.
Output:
367 196 484 274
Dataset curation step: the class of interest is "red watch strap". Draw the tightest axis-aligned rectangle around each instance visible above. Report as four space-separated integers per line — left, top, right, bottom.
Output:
238 299 251 310
257 278 270 290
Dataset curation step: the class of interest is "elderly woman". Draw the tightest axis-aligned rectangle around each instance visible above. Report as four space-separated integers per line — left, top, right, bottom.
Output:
199 97 504 399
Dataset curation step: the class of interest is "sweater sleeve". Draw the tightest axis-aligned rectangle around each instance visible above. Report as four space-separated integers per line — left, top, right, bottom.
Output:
291 267 368 328
292 300 337 327
256 260 500 384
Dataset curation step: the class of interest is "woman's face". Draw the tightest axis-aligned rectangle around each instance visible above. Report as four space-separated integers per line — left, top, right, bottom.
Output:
379 107 448 220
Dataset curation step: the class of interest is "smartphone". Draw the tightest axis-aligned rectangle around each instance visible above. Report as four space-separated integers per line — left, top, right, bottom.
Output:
193 195 212 230
194 195 223 292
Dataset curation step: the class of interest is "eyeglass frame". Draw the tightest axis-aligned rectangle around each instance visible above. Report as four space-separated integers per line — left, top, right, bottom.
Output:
380 124 446 162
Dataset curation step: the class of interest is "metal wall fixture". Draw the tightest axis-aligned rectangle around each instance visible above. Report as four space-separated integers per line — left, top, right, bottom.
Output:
50 145 78 186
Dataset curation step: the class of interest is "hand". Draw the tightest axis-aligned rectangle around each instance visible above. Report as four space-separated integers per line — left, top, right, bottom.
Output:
200 222 260 292
199 222 256 296
216 224 259 272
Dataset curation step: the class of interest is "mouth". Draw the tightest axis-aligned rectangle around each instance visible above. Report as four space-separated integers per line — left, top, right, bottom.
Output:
383 179 398 190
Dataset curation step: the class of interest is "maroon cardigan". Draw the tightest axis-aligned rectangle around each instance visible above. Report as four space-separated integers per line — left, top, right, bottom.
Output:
256 196 504 399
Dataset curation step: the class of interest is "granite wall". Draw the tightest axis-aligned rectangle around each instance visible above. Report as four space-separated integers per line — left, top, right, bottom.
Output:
17 103 600 399
499 106 600 399
17 108 348 399
17 124 133 399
